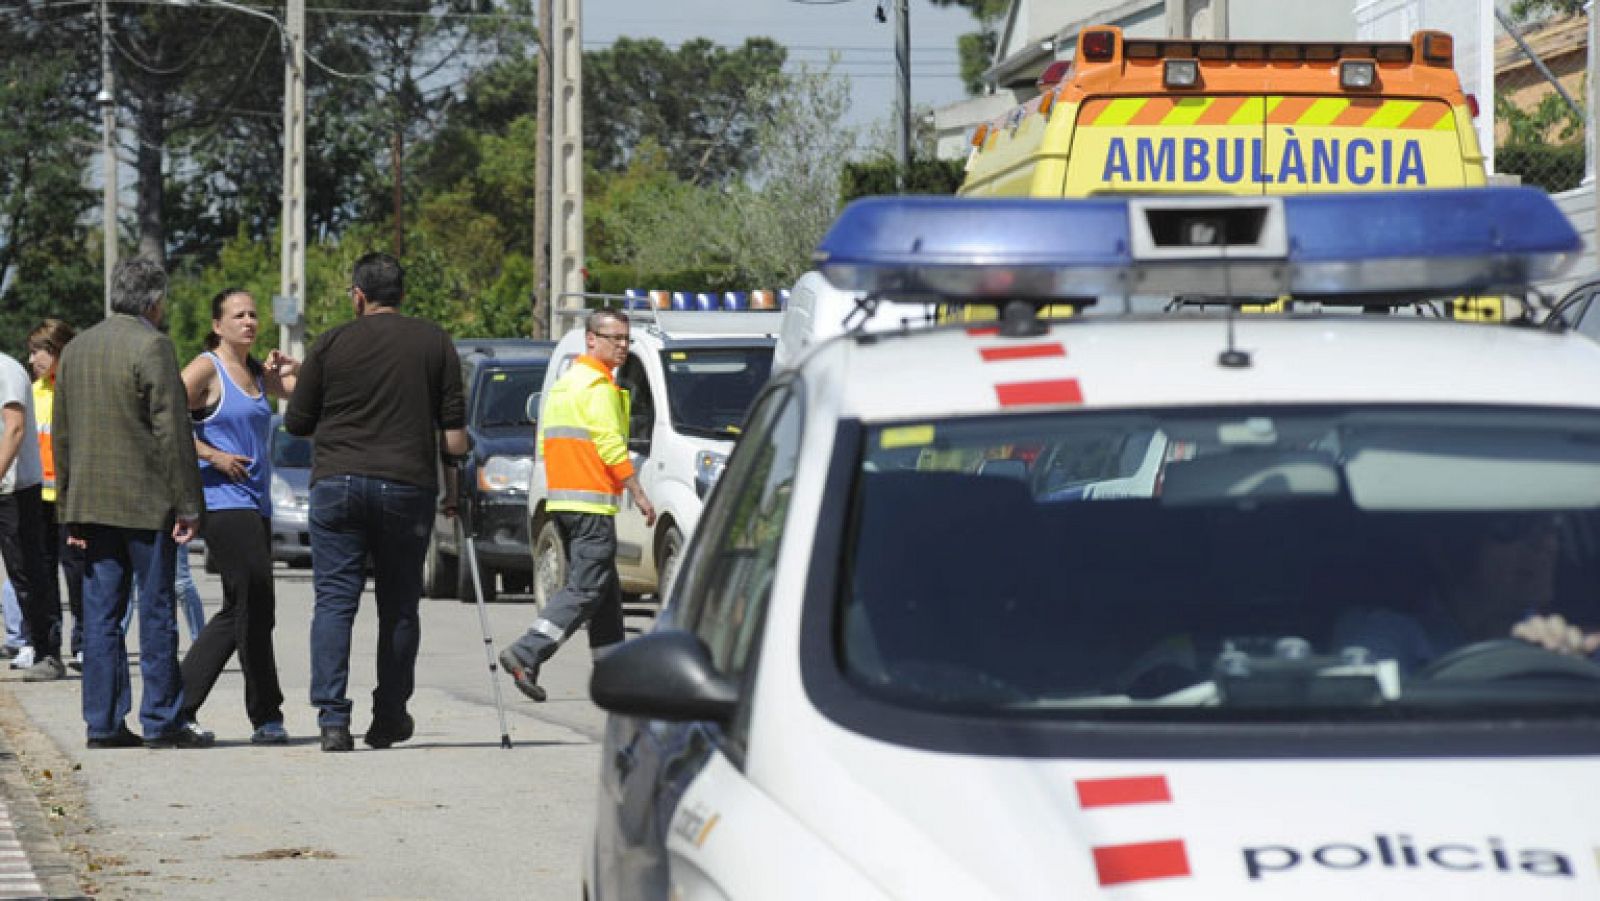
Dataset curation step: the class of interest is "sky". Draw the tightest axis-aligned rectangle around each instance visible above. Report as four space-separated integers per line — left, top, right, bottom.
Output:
580 0 978 132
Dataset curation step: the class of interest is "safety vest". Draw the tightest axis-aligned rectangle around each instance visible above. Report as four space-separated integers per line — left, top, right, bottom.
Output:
539 355 634 515
32 376 55 503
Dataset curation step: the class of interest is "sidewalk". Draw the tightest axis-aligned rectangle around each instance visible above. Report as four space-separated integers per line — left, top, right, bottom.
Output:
0 561 611 899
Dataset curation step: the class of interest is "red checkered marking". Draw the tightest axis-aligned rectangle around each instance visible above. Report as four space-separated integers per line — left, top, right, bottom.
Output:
1092 839 1192 887
979 343 1066 362
994 378 1083 407
1077 775 1172 809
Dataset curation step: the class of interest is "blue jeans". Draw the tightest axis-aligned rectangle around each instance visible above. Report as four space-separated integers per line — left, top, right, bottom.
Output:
308 475 433 728
122 547 205 641
80 525 185 740
2 580 22 650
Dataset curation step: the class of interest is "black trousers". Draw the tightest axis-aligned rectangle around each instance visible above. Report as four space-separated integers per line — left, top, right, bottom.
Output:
180 509 283 728
0 484 57 658
42 499 85 656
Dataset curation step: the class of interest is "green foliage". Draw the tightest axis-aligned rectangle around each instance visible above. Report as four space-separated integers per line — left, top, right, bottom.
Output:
584 37 789 184
1497 90 1585 146
840 158 966 200
1509 0 1586 22
1496 142 1587 193
0 11 100 354
926 0 1008 96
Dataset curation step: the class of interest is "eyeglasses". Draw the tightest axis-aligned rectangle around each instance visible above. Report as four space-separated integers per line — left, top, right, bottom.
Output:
591 331 631 345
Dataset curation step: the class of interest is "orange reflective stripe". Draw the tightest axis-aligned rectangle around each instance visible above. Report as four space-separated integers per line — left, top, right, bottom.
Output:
544 436 616 497
1194 96 1248 125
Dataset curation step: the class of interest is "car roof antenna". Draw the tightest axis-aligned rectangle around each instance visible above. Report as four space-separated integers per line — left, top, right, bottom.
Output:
1212 217 1251 369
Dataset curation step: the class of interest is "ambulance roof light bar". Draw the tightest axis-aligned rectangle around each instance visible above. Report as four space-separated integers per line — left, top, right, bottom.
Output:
1111 28 1453 67
812 188 1580 303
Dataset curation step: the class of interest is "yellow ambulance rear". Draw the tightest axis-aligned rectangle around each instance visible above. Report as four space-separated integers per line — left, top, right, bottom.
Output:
960 26 1486 198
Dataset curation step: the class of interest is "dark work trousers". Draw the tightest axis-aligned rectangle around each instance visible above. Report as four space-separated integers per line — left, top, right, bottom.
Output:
0 485 57 659
510 511 622 664
180 509 283 728
42 499 85 657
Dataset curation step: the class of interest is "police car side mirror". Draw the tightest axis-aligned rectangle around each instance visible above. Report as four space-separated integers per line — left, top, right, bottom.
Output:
590 630 738 724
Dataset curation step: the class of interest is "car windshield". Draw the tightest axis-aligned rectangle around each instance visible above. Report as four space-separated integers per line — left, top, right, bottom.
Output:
271 425 312 469
662 347 774 439
475 366 546 427
841 406 1600 721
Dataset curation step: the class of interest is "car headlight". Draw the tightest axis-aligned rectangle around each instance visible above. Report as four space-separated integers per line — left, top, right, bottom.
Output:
479 455 534 493
271 473 303 510
694 450 728 498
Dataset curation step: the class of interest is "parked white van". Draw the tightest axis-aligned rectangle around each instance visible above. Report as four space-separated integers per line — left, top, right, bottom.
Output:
773 270 933 373
527 308 778 608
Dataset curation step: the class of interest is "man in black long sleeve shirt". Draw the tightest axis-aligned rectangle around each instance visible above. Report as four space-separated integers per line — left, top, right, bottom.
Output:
286 252 468 752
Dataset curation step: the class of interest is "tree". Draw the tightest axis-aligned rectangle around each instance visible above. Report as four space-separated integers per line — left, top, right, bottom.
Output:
583 37 789 185
927 0 1008 95
0 7 100 348
724 65 859 288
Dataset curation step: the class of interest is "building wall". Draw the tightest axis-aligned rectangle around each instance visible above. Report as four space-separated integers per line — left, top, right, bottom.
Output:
1229 0 1356 39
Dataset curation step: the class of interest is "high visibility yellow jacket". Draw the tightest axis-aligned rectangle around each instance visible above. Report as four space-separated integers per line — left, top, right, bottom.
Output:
33 376 56 503
539 355 634 515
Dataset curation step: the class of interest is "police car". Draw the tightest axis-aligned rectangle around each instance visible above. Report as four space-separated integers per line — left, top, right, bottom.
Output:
585 188 1600 900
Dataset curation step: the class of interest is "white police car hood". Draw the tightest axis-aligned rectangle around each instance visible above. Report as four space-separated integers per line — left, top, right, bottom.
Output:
756 744 1600 899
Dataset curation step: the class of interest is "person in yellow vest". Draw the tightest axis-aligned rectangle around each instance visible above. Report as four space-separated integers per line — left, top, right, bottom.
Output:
27 320 83 671
499 309 655 701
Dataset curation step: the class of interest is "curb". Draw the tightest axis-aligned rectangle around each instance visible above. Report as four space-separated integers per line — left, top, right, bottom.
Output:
0 689 88 901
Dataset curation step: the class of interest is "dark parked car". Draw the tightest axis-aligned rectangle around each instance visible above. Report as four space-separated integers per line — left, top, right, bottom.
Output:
423 339 554 602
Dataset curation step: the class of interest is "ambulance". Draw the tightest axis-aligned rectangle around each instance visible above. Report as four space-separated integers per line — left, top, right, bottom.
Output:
959 26 1486 198
582 188 1600 899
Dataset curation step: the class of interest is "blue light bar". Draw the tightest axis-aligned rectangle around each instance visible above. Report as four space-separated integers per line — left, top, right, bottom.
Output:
813 188 1581 301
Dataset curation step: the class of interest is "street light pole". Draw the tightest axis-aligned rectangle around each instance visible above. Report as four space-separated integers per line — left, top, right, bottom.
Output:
99 0 117 317
280 0 306 359
894 0 910 191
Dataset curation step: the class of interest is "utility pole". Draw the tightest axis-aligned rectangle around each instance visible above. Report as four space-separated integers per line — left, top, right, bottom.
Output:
532 0 552 339
547 0 584 336
280 0 307 359
1590 0 1598 266
894 0 910 191
99 0 117 317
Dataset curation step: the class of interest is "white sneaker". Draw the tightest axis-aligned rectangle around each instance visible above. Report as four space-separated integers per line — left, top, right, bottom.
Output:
9 646 35 669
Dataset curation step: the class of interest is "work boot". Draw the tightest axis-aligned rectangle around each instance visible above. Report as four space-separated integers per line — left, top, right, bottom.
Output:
146 721 215 749
498 646 546 702
21 655 64 682
320 725 354 752
363 713 415 749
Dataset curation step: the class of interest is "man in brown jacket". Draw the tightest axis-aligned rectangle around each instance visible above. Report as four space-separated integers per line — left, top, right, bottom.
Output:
56 257 211 749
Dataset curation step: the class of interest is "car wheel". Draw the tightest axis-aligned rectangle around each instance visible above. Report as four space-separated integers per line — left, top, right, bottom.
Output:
456 520 496 603
657 525 684 607
422 528 458 599
533 519 566 614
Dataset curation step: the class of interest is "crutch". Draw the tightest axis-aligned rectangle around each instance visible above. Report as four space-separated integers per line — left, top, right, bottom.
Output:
463 536 514 749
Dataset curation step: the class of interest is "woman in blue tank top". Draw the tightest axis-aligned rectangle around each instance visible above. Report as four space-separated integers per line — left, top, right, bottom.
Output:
178 289 301 745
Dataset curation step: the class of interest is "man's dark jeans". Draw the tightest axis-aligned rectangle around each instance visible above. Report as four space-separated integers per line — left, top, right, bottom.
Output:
0 484 58 658
308 475 433 729
509 511 622 664
79 525 184 739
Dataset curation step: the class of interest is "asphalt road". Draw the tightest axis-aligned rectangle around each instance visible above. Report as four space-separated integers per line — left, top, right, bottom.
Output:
0 549 638 899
